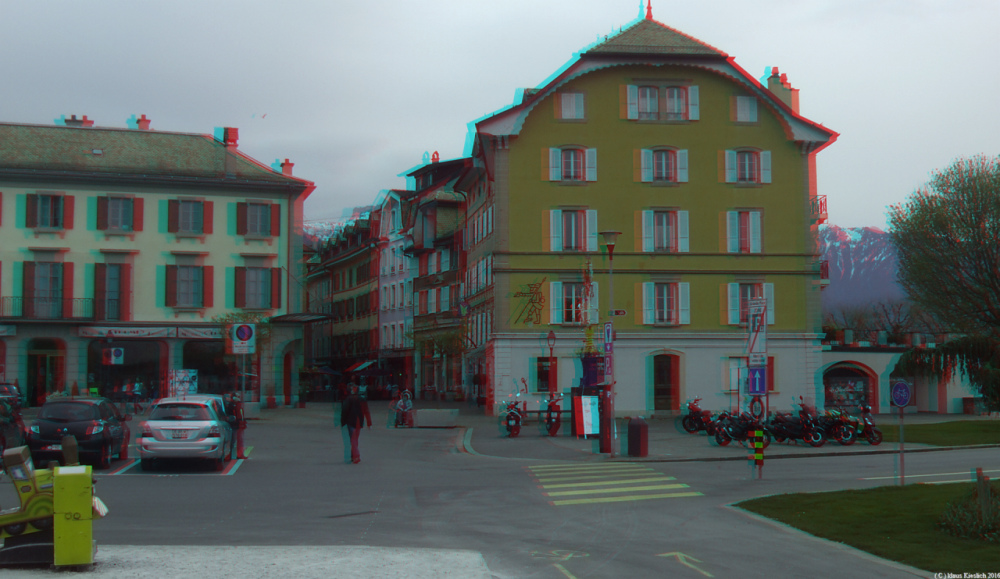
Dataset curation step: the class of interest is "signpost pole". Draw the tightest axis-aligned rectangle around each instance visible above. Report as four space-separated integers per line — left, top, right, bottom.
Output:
890 380 911 486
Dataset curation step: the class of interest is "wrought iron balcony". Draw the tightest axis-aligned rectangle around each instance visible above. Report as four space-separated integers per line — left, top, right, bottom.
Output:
810 195 828 224
0 297 99 320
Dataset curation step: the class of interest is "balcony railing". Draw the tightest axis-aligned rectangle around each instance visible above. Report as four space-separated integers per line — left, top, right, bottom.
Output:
0 297 96 320
810 195 828 224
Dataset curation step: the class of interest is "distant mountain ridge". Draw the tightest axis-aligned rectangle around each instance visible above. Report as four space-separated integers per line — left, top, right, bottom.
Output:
819 224 905 310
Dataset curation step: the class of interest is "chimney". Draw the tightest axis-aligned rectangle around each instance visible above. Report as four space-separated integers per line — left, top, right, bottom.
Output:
223 127 239 147
765 67 800 114
137 114 151 130
281 158 294 176
64 114 95 128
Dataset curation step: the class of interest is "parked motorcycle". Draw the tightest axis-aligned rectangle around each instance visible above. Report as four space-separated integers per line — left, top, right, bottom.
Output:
816 408 856 446
681 398 716 435
540 393 562 437
766 398 826 447
714 411 771 449
843 405 882 445
499 379 527 438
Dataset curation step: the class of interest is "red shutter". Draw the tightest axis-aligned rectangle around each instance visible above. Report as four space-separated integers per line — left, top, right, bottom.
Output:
271 267 282 309
62 262 74 318
236 203 248 235
94 263 107 320
165 266 177 307
270 203 281 236
120 263 132 320
23 262 35 317
63 195 75 230
133 198 144 232
202 201 213 234
767 356 775 392
235 267 246 308
168 200 179 233
202 265 214 307
96 197 109 230
25 194 37 228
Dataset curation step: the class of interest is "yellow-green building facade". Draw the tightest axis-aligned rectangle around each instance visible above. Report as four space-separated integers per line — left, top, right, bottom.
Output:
465 13 836 415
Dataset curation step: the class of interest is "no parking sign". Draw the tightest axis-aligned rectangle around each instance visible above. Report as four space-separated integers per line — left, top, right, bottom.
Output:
226 324 256 355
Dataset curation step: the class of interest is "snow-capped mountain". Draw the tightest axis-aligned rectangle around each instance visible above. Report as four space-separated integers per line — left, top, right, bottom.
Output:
819 225 905 310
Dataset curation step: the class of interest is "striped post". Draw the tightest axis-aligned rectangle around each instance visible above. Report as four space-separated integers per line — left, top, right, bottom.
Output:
749 429 764 479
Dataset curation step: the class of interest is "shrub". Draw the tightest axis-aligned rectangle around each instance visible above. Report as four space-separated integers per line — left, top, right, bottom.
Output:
940 480 1000 542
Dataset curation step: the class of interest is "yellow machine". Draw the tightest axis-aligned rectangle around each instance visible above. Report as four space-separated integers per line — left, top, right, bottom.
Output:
0 445 107 566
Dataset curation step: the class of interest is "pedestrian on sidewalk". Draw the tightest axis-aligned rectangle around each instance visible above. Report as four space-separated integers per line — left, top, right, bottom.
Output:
341 385 372 464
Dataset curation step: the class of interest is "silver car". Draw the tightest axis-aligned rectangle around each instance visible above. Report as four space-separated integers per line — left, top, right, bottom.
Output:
137 398 233 471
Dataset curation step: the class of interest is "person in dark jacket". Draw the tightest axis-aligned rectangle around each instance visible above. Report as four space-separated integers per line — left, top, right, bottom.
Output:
340 385 372 463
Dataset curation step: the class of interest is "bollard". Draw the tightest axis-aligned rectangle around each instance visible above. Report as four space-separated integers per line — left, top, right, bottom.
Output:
627 416 648 457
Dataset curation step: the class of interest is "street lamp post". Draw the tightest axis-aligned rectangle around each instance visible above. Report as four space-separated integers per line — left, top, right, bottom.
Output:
546 330 556 397
599 230 620 457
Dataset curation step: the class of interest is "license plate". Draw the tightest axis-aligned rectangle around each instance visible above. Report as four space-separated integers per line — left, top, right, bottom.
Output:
170 431 187 439
43 444 62 451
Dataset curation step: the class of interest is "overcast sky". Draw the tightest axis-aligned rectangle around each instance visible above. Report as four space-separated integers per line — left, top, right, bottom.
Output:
2 1 997 229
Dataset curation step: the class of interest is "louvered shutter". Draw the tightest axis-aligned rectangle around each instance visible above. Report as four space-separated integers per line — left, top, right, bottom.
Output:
120 263 132 320
586 210 597 252
202 201 213 234
237 203 248 235
133 198 144 232
764 283 775 325
23 262 35 317
167 200 179 232
549 210 562 252
677 149 689 182
585 148 597 182
550 282 563 324
678 211 690 252
626 85 638 119
270 203 281 236
749 211 762 253
727 211 739 253
725 150 737 183
687 86 699 120
727 283 740 325
641 211 654 252
63 196 74 229
271 267 282 308
202 266 214 308
548 148 561 181
95 263 107 319
760 151 772 183
61 262 74 318
97 197 109 230
679 282 690 324
235 267 246 308
642 282 654 324
640 149 653 182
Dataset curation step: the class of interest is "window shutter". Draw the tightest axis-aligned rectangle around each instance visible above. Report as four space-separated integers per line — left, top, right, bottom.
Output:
677 281 691 324
270 203 281 236
640 149 653 182
764 282 775 325
168 200 179 233
237 203 248 235
750 211 762 253
271 267 282 308
488 206 493 234
428 288 437 314
626 85 638 119
549 210 563 252
164 265 177 307
727 211 739 253
585 148 597 182
441 248 450 271
548 148 561 181
588 281 599 325
725 150 737 183
133 198 144 232
63 195 74 229
687 85 699 120
760 151 772 183
441 286 450 311
61 262 74 318
560 93 573 119
26 194 39 228
767 356 775 391
727 283 740 325
586 210 598 252
550 281 563 324
677 149 689 182
405 280 412 306
23 262 35 317
120 263 132 320
95 263 107 319
749 98 758 122
641 210 654 252
202 201 213 234
642 282 654 324
678 211 690 252
235 267 247 308
737 96 749 122
97 197 109 230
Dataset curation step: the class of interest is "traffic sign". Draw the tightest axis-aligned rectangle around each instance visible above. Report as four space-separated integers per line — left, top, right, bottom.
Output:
891 380 911 407
604 354 613 384
227 324 256 355
608 309 627 316
748 367 767 395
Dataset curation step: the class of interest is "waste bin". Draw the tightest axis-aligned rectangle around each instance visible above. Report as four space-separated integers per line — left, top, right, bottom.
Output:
627 416 648 457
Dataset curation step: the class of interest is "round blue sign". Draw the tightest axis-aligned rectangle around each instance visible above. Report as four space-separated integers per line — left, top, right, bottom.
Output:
891 380 911 407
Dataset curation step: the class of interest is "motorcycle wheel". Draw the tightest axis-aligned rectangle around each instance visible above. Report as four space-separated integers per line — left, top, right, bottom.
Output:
834 425 856 446
715 429 731 447
866 427 883 446
805 429 826 447
681 415 699 433
547 419 561 437
509 422 521 438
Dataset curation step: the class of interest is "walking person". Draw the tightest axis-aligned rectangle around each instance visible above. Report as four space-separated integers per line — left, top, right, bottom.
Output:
340 385 372 464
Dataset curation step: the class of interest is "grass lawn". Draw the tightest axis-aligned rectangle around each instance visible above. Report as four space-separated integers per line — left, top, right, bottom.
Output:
738 483 1000 572
878 419 1000 446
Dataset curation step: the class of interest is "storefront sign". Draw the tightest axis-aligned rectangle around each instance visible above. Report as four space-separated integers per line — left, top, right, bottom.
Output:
178 327 224 339
79 327 176 338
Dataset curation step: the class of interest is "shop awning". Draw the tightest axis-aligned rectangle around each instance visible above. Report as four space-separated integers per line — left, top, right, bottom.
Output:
345 360 375 373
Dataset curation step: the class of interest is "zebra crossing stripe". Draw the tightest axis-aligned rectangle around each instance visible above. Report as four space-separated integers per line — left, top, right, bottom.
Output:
551 491 703 506
545 483 688 497
534 471 653 483
540 476 675 489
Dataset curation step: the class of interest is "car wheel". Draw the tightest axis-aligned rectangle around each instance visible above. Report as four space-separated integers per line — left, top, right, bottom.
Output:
4 522 26 535
98 441 112 469
31 517 53 531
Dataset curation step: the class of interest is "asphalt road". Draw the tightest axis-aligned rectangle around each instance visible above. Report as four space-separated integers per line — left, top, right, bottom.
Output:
6 402 996 577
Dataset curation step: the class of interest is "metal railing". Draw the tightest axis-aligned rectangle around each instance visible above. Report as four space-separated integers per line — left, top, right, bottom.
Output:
811 195 828 223
0 297 96 320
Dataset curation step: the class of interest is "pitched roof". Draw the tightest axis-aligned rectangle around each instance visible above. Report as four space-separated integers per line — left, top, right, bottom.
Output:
0 122 306 187
583 17 727 58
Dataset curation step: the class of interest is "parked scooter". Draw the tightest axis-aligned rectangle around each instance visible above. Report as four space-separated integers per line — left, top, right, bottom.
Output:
842 405 882 445
541 393 563 437
498 379 527 438
765 397 826 447
816 407 856 445
681 398 717 435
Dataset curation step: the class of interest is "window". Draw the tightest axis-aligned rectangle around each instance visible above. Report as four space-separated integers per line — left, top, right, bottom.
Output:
641 210 688 252
239 202 275 236
724 150 771 184
235 267 278 309
547 148 597 182
639 149 688 183
726 282 774 325
166 265 213 309
168 200 213 234
549 209 597 252
95 263 131 321
418 290 428 315
549 281 597 325
26 194 74 229
23 262 65 319
726 211 761 254
558 92 585 120
97 197 140 232
642 282 690 325
735 96 758 122
626 84 699 121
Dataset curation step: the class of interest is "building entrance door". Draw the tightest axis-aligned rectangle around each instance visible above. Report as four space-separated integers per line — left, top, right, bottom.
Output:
653 354 679 412
27 339 64 407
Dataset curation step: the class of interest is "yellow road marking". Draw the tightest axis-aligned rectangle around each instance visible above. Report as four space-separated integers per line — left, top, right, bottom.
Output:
535 471 653 483
529 465 653 474
553 563 578 579
541 476 675 489
545 483 688 497
529 463 643 470
551 491 703 506
861 468 1000 481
